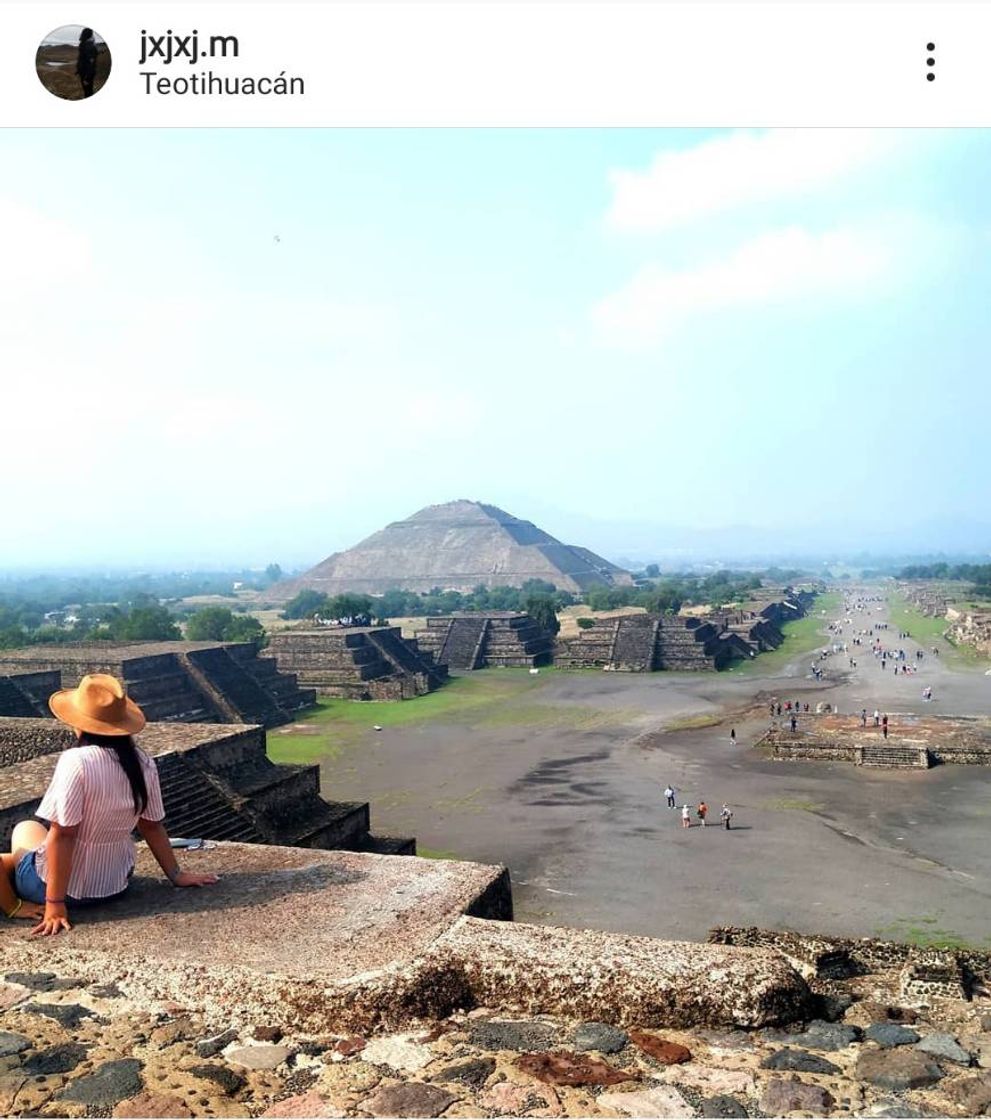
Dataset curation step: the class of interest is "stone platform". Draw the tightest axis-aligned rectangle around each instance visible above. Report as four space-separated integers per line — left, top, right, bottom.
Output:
761 713 991 768
0 844 810 1036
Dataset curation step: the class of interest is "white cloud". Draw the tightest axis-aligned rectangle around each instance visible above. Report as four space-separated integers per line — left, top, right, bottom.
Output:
592 225 892 346
606 130 898 233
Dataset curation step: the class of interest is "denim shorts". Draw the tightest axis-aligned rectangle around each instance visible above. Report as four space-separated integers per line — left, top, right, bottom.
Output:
14 850 131 908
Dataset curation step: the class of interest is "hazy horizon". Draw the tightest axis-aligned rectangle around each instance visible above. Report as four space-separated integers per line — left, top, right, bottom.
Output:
2 128 988 569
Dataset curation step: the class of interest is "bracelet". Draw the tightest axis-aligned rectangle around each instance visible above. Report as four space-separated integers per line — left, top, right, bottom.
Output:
5 900 22 919
45 898 66 905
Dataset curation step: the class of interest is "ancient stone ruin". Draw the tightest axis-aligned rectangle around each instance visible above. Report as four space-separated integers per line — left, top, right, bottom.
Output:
758 713 991 769
414 612 555 671
555 614 751 671
264 626 448 699
272 499 634 597
0 716 412 855
946 607 991 657
0 642 316 728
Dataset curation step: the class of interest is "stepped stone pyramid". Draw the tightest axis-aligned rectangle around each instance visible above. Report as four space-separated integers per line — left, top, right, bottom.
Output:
555 614 752 671
274 500 634 596
415 612 555 670
265 626 449 700
0 643 316 729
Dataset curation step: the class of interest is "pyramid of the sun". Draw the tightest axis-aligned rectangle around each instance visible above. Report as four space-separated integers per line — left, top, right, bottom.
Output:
276 500 634 596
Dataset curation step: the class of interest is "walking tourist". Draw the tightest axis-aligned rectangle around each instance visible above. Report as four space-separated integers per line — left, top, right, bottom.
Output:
681 804 691 828
882 714 889 740
861 708 867 726
664 785 676 808
697 801 708 827
2 674 218 937
874 710 880 726
729 728 736 744
720 804 733 830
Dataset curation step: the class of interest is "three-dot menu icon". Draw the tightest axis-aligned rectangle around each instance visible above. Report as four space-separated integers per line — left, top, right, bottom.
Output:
926 42 935 81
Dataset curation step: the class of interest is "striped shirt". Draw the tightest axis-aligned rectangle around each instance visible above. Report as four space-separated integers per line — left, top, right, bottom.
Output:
35 744 166 900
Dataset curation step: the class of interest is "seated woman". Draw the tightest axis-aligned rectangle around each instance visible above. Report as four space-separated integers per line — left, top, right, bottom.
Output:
7 673 217 937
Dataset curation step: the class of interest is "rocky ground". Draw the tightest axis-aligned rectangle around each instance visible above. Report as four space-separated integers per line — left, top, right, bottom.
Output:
0 967 990 1118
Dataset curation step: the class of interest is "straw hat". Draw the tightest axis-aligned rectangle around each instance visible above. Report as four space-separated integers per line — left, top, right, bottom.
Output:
49 674 146 736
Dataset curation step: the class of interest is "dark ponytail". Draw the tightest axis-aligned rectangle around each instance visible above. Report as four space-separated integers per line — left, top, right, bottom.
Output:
78 732 149 814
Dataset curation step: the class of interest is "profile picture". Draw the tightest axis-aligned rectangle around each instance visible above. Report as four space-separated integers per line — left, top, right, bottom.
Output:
36 25 111 100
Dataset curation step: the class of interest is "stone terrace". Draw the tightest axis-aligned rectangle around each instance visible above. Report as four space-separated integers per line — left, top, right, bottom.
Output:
0 643 316 728
760 713 991 769
0 718 411 855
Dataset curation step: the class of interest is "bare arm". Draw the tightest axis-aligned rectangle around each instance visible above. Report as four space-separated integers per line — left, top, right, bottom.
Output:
137 818 218 888
32 822 78 936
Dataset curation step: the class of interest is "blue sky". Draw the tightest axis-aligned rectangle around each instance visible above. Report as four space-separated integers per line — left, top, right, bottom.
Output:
0 128 988 568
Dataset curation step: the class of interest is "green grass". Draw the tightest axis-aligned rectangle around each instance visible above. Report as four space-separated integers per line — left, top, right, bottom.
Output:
664 713 724 732
266 668 614 764
888 594 987 669
733 591 842 675
416 847 460 860
875 915 991 950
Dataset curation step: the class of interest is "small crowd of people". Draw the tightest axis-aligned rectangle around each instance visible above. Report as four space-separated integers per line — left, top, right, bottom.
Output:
664 787 734 829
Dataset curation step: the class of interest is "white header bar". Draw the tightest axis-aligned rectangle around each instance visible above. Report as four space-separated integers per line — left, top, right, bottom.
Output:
6 2 989 126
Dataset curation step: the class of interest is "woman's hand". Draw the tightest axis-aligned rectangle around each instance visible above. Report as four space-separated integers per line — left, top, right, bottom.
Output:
172 871 218 888
32 902 72 937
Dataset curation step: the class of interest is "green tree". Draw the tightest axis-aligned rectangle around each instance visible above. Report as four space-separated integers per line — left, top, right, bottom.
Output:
186 606 265 644
283 590 328 620
265 563 283 585
327 593 375 625
645 563 660 578
186 607 237 641
525 593 560 636
113 605 181 641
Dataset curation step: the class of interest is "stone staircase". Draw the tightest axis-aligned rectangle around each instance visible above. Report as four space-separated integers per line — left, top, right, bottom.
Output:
364 628 448 689
857 744 931 769
184 646 290 726
439 617 489 671
157 752 262 843
609 617 658 671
